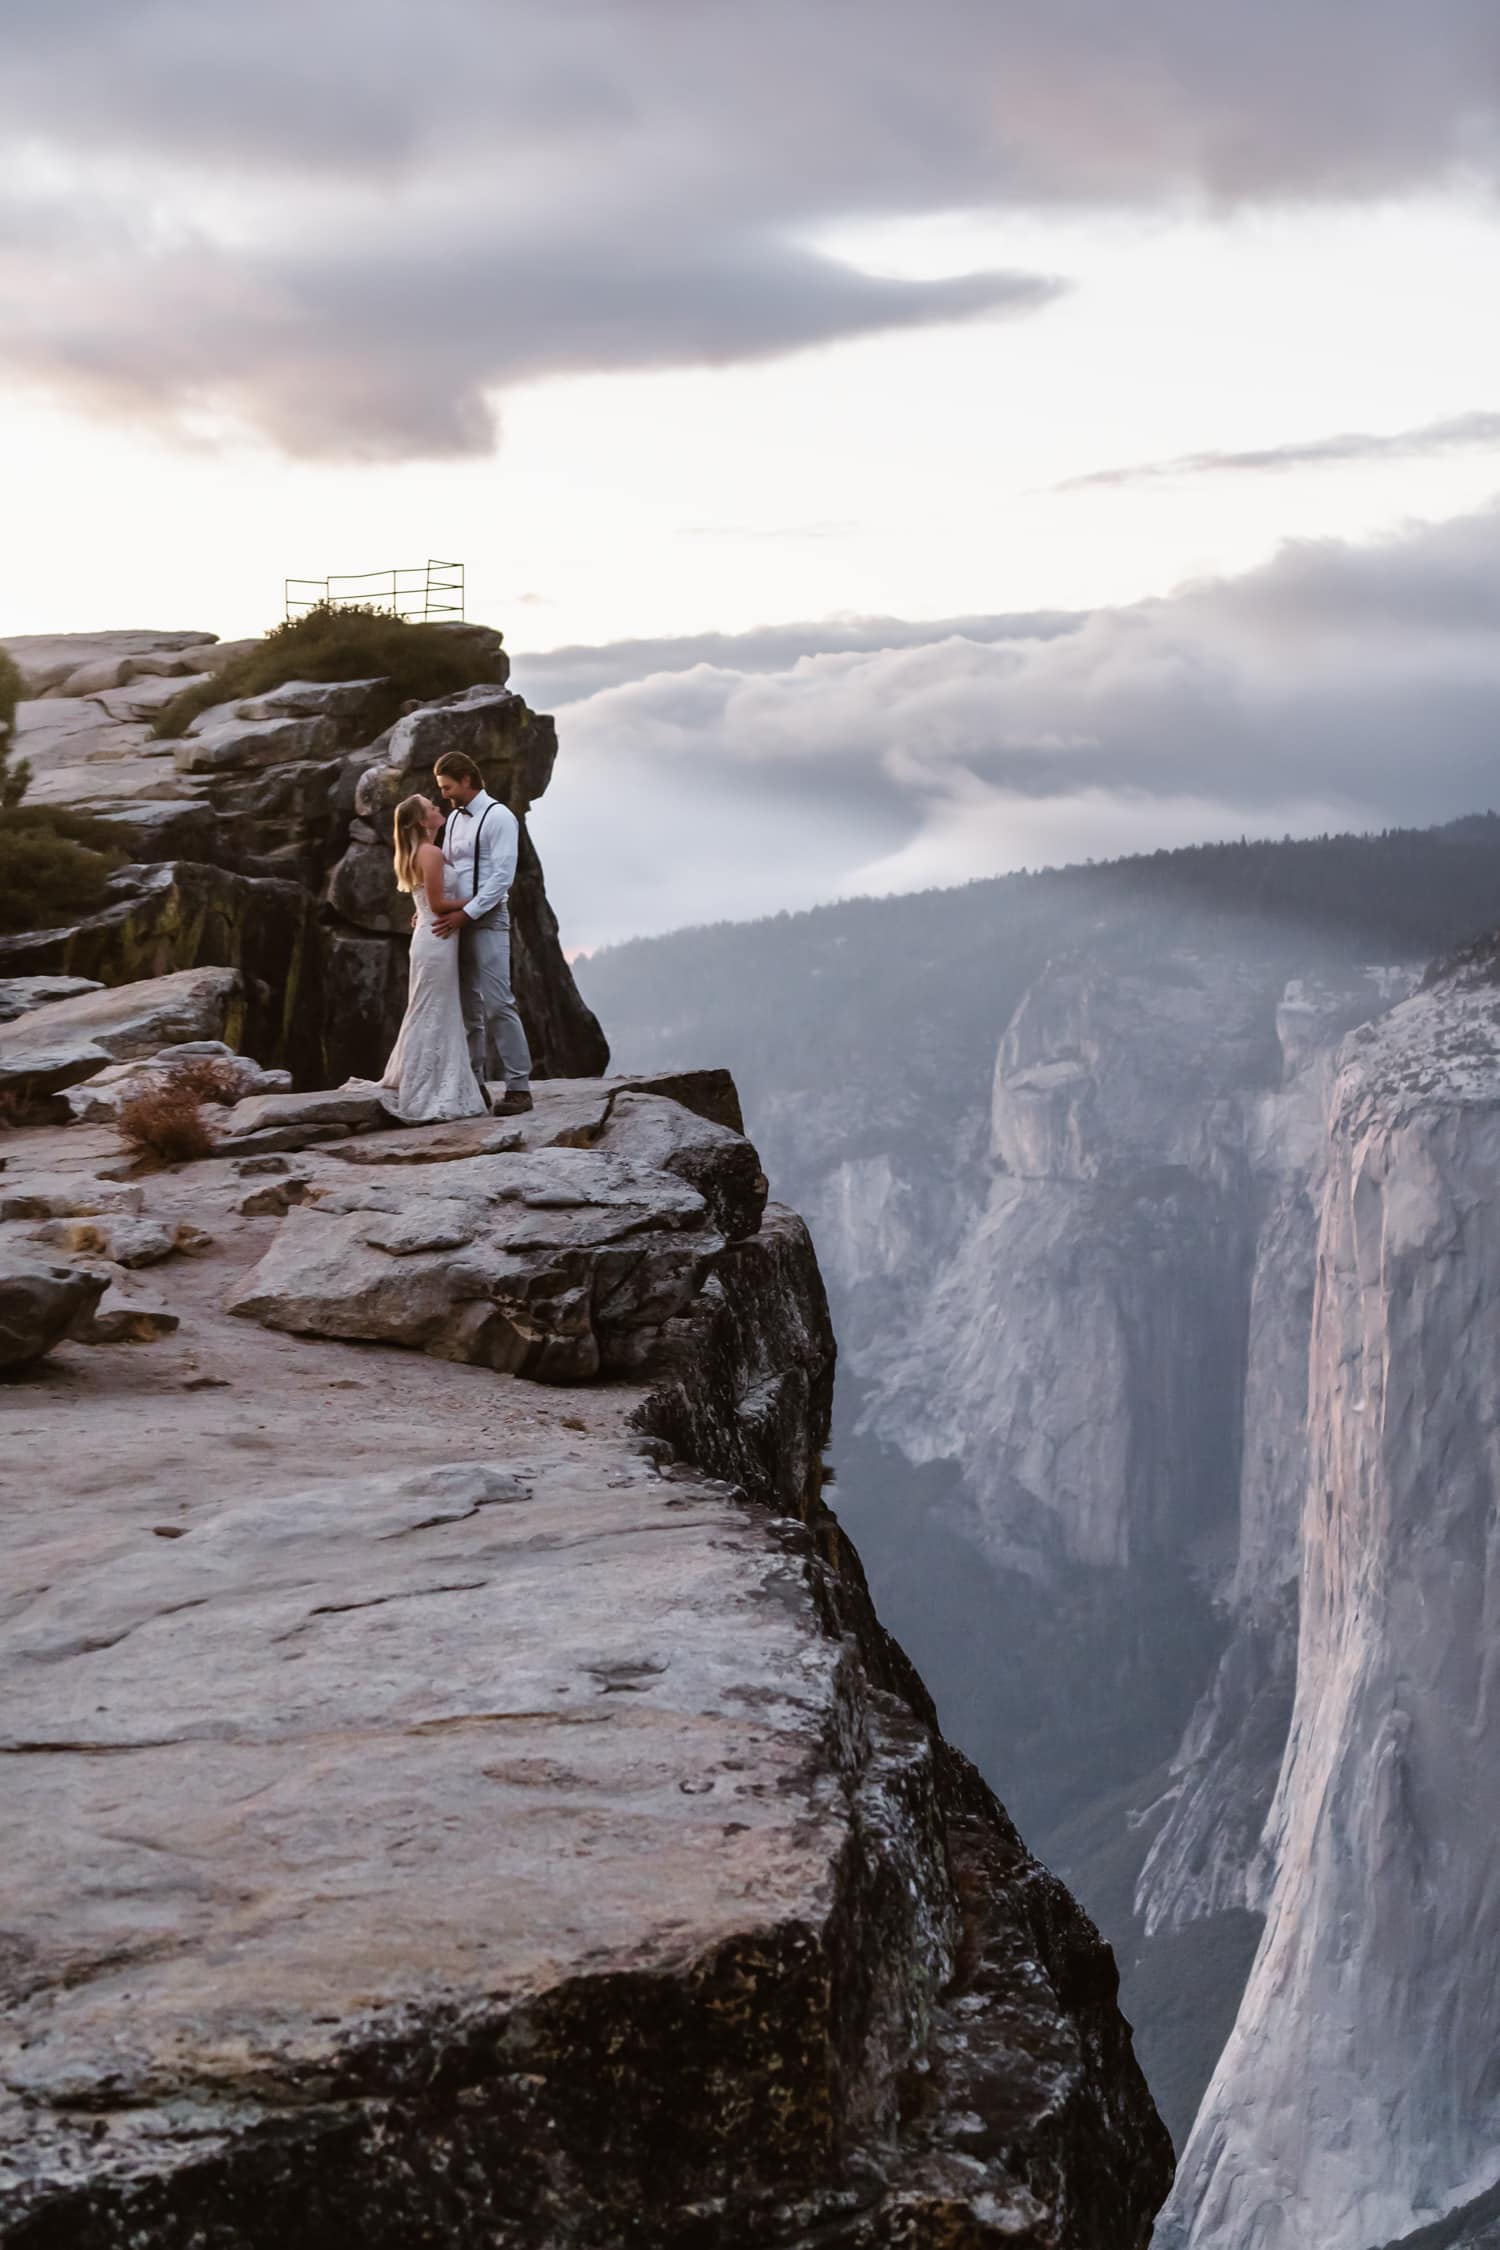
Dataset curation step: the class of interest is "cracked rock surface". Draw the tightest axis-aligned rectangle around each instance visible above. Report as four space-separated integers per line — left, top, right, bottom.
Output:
0 1075 1170 2247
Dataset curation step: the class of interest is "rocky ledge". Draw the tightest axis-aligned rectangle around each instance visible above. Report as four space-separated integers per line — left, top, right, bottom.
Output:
0 1061 1170 2247
0 627 607 1090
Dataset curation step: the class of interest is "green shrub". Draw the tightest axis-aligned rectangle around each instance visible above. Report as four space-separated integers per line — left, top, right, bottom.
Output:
0 649 29 807
0 806 129 934
151 603 504 739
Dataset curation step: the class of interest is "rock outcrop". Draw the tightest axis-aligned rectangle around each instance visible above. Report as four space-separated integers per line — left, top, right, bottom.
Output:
1157 937 1500 2249
0 862 322 1084
1 629 607 1089
0 980 103 1027
0 1061 1172 2246
0 1256 105 1368
0 968 242 1102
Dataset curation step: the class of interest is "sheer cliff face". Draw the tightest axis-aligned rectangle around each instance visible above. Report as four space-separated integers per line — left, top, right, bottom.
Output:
1135 974 1410 1939
855 957 1372 1587
1161 945 1500 2250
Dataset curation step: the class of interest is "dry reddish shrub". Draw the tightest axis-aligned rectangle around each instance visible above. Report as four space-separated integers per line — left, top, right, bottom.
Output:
116 1083 215 1164
168 1055 246 1105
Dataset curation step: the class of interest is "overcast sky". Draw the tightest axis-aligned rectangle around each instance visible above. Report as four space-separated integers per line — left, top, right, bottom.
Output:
3 1 1500 943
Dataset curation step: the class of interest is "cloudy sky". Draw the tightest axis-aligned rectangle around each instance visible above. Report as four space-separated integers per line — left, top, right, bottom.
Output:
4 1 1500 944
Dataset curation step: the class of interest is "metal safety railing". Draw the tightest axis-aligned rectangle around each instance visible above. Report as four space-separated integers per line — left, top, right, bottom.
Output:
283 560 465 625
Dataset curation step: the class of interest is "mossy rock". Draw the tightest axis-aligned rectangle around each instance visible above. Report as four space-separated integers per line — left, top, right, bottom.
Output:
0 860 321 1081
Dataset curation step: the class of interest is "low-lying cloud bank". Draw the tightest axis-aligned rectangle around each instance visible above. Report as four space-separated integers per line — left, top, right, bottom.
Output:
523 502 1500 950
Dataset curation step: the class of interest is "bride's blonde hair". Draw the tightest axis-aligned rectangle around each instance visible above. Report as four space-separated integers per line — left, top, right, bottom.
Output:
392 794 434 895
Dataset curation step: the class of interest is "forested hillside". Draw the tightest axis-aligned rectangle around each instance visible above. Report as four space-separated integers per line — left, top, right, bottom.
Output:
580 815 1500 1112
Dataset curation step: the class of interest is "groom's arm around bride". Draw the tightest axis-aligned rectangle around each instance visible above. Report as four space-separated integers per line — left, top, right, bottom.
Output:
429 750 533 1111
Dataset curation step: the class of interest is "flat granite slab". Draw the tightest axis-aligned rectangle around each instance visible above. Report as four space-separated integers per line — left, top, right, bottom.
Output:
0 1082 1170 2247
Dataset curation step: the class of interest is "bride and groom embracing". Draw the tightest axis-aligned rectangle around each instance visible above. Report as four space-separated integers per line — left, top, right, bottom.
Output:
377 750 535 1125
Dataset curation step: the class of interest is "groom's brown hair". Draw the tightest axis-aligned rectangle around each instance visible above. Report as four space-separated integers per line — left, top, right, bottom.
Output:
433 750 484 788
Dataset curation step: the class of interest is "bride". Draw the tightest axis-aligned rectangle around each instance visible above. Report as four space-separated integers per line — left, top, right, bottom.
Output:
376 794 489 1123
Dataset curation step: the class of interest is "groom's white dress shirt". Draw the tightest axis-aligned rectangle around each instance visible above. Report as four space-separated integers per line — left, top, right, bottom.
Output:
442 788 519 924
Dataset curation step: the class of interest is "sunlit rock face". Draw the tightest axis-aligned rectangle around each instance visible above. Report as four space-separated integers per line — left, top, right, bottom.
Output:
1159 937 1500 2250
1135 972 1417 1939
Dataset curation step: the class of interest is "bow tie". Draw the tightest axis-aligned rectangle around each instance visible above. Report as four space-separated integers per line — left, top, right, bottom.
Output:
451 803 474 817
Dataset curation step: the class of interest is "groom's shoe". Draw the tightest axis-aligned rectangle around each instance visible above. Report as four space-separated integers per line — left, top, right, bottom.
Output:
495 1087 534 1116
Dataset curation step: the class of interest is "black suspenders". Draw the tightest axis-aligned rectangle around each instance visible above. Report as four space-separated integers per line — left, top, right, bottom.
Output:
470 801 495 894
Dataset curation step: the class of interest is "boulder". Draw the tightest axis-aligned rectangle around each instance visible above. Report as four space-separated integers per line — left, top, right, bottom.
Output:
61 1041 290 1124
427 618 511 680
233 677 389 728
59 656 133 696
229 1148 718 1382
596 1091 768 1241
351 684 555 836
31 1216 188 1268
191 754 354 883
0 977 105 1026
191 636 261 676
91 672 213 720
234 1177 310 1217
0 631 217 698
220 1085 397 1141
0 968 242 1099
175 714 339 774
14 695 156 775
0 1176 145 1222
75 1280 182 1343
324 836 407 935
0 1258 105 1368
612 1068 746 1137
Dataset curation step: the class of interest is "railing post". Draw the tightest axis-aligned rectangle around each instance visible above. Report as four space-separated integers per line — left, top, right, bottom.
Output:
282 562 464 625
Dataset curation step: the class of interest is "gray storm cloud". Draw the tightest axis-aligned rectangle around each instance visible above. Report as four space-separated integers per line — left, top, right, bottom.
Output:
2 0 1498 455
523 504 1500 949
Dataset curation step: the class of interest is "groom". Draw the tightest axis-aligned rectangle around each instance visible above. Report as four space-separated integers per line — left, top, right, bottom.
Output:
430 750 534 1116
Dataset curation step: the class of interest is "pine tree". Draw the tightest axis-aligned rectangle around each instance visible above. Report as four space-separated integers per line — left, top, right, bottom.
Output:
0 649 30 808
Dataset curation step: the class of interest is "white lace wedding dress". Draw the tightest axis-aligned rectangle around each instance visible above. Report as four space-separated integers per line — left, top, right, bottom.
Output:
376 886 488 1123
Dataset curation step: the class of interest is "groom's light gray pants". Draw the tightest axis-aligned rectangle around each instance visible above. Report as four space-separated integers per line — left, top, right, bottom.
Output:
459 908 531 1092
